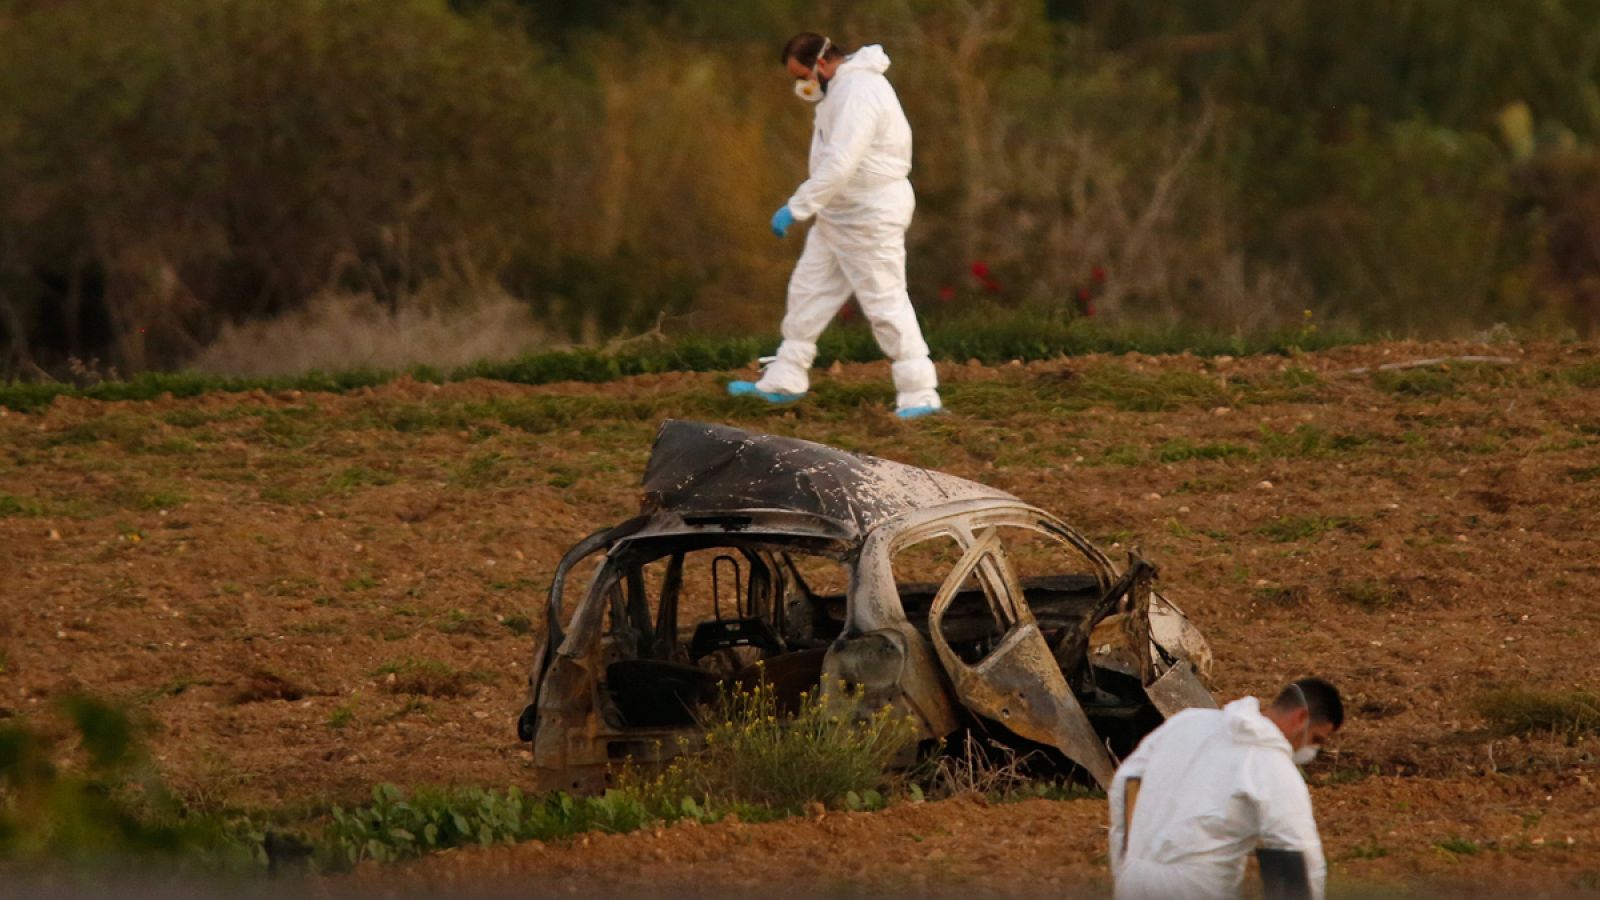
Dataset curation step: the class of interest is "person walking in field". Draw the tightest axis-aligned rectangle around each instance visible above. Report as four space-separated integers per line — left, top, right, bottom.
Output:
1109 678 1344 900
727 32 943 419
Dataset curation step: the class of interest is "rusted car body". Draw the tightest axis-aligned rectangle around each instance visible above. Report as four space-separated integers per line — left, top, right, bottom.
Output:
518 420 1214 791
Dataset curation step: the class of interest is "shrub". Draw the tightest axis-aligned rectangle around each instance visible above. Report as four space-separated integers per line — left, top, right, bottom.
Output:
666 678 919 815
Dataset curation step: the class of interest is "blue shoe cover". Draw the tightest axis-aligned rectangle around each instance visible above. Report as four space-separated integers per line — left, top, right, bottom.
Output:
895 405 943 420
727 381 803 405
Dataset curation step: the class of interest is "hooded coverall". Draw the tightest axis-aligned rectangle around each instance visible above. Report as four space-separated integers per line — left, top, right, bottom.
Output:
755 45 940 412
1108 697 1328 900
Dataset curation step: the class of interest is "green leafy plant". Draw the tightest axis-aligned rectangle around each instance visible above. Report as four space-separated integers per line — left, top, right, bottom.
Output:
0 696 261 868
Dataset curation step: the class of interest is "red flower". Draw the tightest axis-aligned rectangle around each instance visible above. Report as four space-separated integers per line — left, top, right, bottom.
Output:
969 260 991 279
1091 265 1107 283
839 304 858 322
1077 287 1091 301
938 285 956 302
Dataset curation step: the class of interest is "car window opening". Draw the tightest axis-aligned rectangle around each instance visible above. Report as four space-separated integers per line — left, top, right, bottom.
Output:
599 542 849 731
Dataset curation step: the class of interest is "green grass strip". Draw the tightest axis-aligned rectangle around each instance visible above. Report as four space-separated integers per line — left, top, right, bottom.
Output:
0 316 1361 413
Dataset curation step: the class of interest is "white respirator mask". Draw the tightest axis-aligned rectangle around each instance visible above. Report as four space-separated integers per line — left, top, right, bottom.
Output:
793 37 831 103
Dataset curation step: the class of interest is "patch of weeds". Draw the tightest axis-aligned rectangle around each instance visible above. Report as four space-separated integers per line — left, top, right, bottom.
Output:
373 659 490 698
492 396 628 435
450 452 505 488
384 698 431 721
546 463 580 488
321 781 717 868
0 493 43 517
1343 841 1391 861
46 415 153 450
1312 764 1377 787
1249 367 1325 403
1374 362 1520 399
1058 366 1234 413
160 408 217 428
328 466 396 492
501 615 534 636
1098 528 1137 546
254 409 319 449
1569 464 1600 483
1154 439 1251 463
1561 361 1600 390
1336 578 1410 611
1258 424 1320 458
361 402 466 434
1436 836 1481 856
142 437 199 456
342 573 378 592
114 487 188 512
1256 515 1356 543
662 679 918 815
327 706 355 729
1095 445 1142 467
1473 687 1600 738
286 621 341 637
258 482 315 505
263 576 321 598
437 610 491 637
1252 585 1310 606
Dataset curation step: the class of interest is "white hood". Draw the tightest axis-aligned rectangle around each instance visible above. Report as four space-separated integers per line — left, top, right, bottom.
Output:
1223 696 1294 753
839 44 891 77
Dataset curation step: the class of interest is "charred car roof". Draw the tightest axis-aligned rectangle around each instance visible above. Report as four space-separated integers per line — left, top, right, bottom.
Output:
640 420 1014 539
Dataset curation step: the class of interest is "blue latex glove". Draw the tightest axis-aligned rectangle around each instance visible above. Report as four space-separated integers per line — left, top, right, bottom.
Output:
770 205 795 238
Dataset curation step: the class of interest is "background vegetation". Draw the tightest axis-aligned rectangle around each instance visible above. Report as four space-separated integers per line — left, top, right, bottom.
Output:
3 0 1600 376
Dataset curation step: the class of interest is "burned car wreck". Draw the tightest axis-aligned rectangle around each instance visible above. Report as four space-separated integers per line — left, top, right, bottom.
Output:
519 420 1214 790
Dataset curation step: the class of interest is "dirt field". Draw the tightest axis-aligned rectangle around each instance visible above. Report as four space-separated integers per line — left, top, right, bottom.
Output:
3 340 1599 895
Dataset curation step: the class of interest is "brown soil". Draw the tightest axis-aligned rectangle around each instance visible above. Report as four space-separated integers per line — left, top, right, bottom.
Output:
3 339 1599 895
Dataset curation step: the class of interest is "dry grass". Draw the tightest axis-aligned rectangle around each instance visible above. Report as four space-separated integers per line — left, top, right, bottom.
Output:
1473 688 1600 738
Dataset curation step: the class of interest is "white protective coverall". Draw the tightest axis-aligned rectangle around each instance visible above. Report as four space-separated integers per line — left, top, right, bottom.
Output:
1108 697 1327 900
756 45 940 411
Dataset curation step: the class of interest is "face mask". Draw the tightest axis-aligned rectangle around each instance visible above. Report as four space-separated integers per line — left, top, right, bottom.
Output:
793 37 831 103
1288 682 1319 765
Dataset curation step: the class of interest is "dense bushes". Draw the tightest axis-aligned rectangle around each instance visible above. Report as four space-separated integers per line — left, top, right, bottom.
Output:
3 0 1600 377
